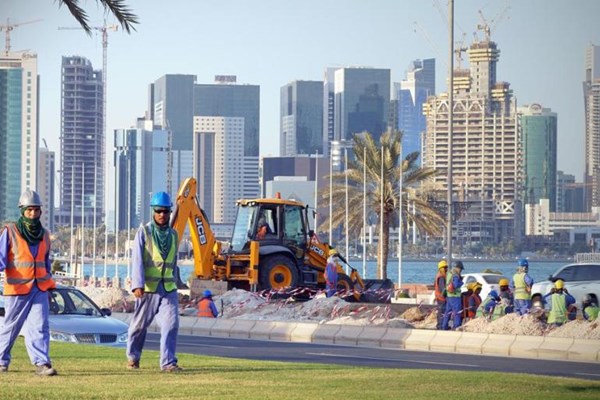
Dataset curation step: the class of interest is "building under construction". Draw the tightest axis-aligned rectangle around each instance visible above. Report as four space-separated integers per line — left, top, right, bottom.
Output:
422 37 522 245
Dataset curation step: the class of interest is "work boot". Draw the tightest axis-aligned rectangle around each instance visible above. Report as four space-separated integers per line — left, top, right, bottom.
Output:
127 359 140 370
0 365 8 373
161 364 182 373
35 364 57 376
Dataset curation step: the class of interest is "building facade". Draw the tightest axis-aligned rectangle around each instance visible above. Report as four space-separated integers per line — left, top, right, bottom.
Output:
114 125 171 230
332 67 390 143
38 145 55 230
148 74 196 190
280 80 324 156
60 56 104 227
395 58 435 162
585 44 600 210
423 39 520 244
0 51 39 221
519 104 557 211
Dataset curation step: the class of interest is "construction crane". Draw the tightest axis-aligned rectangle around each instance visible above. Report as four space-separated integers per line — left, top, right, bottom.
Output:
0 18 42 55
476 1 511 42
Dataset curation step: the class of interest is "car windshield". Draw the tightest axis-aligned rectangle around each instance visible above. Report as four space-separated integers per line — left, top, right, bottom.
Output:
50 288 103 316
482 275 504 284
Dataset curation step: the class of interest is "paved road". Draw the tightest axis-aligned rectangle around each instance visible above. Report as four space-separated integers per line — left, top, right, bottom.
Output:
145 333 600 381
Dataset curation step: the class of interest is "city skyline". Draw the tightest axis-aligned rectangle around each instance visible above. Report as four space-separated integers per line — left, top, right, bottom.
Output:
2 0 600 190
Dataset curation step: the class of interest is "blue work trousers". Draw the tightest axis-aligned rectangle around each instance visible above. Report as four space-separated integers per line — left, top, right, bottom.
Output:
126 288 179 369
514 299 531 315
436 300 446 330
442 296 463 330
0 286 52 368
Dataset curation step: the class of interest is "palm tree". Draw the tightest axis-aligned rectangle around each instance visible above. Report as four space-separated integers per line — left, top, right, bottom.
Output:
57 0 138 34
320 130 444 279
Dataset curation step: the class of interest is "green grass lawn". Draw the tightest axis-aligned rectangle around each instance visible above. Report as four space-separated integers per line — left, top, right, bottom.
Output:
1 339 599 400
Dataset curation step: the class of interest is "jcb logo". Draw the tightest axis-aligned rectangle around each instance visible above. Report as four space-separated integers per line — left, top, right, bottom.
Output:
309 245 324 256
195 216 207 245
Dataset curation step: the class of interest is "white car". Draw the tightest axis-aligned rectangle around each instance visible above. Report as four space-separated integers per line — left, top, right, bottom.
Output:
530 263 600 309
429 273 506 304
0 285 128 347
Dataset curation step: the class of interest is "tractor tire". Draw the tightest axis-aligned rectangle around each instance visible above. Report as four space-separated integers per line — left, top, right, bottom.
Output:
337 274 359 302
259 255 299 291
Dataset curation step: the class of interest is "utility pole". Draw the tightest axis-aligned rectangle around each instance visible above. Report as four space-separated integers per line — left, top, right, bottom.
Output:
447 0 454 264
0 18 42 55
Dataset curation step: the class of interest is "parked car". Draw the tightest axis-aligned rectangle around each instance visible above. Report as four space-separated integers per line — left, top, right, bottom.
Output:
429 273 506 304
0 285 128 347
530 263 600 309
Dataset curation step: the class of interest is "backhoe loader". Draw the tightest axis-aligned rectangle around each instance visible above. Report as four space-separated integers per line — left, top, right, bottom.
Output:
170 177 392 301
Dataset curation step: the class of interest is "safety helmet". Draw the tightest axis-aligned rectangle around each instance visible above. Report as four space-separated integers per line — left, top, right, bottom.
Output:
499 278 509 287
554 279 564 290
452 260 464 270
473 283 483 292
467 282 480 292
18 189 42 208
150 192 173 208
489 290 499 299
203 289 212 297
518 258 529 267
437 260 448 270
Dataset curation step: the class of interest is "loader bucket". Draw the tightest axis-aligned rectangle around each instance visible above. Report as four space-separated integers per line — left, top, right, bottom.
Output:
359 279 394 303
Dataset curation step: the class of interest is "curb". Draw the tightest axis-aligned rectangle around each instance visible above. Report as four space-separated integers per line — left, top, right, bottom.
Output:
112 313 599 363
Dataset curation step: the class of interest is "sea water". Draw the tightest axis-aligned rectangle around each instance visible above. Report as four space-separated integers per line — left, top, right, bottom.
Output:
77 259 566 286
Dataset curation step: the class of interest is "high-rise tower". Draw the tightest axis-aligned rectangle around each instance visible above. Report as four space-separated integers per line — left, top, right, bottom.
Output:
60 56 104 226
0 51 39 221
584 44 600 210
423 37 519 244
395 58 435 162
280 80 324 156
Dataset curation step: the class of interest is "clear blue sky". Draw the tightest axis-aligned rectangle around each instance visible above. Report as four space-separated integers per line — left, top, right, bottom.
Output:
2 0 600 183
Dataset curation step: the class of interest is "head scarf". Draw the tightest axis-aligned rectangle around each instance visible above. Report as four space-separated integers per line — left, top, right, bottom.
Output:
151 218 172 260
16 207 45 245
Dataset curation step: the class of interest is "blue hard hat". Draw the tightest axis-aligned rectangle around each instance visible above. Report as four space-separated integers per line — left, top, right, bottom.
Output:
518 258 529 267
489 290 498 299
203 289 212 297
150 192 172 207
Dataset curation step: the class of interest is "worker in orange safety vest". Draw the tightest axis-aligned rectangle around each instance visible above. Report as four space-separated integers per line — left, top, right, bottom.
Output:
197 290 218 318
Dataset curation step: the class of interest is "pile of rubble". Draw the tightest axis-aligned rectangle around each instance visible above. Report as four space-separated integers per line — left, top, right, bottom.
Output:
82 287 599 339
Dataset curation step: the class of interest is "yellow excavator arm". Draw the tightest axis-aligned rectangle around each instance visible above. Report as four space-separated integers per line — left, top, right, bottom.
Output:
170 177 218 279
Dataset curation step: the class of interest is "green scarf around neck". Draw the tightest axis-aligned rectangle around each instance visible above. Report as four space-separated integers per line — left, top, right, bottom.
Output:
16 208 45 245
151 220 172 260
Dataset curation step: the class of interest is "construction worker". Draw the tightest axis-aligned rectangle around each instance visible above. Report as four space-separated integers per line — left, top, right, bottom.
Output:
433 260 448 330
498 278 514 314
464 282 482 321
442 260 464 330
324 249 339 298
544 279 576 327
0 190 57 376
197 289 218 318
510 258 534 315
477 290 501 320
582 295 599 321
126 192 182 372
460 282 473 321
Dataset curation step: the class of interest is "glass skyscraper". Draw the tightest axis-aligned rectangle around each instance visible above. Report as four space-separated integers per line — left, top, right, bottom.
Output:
519 104 558 211
332 67 390 143
0 52 39 221
395 58 435 162
60 56 104 227
280 80 324 156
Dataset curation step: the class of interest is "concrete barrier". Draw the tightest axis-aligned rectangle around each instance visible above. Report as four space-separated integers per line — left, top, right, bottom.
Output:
110 313 599 362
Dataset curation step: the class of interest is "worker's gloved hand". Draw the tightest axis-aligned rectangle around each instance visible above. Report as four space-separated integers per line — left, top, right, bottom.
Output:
563 289 569 294
550 288 556 294
133 288 144 298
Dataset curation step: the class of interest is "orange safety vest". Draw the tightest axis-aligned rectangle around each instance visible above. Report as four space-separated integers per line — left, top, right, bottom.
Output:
197 298 216 318
3 223 55 295
434 271 446 302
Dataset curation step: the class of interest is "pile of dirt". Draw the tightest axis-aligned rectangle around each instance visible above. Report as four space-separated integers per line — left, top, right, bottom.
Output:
80 286 135 312
547 320 600 339
462 313 546 336
400 306 427 322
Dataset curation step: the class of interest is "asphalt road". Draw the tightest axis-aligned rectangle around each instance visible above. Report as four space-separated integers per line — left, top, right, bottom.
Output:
144 333 600 381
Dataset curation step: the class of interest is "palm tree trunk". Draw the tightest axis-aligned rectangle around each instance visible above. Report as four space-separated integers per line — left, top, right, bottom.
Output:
377 212 391 279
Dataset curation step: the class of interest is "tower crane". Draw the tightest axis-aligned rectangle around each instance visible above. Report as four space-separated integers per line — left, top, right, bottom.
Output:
0 18 42 55
476 1 511 42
